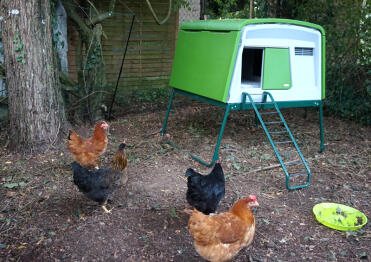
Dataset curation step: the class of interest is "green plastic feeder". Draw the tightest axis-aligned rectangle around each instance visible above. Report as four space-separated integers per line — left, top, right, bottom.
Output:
313 203 368 231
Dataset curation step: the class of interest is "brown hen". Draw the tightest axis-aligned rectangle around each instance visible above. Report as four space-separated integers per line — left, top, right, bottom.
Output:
67 121 108 169
185 195 259 262
112 141 128 185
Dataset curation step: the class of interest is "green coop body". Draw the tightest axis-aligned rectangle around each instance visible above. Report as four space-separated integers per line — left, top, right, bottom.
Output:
169 18 325 104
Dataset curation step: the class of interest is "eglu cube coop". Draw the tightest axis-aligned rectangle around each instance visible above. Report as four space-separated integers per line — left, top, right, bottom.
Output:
162 19 325 190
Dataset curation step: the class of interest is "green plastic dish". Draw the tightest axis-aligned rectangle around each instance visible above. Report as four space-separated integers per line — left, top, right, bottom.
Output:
313 203 367 231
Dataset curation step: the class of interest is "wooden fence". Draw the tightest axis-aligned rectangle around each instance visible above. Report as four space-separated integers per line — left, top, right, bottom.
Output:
67 0 178 97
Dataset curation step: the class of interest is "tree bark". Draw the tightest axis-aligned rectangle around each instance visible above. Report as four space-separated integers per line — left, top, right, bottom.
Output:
249 0 254 18
0 0 66 152
63 0 114 122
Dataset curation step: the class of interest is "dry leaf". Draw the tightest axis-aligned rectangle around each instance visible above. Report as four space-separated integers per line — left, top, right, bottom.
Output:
36 236 45 246
6 191 16 197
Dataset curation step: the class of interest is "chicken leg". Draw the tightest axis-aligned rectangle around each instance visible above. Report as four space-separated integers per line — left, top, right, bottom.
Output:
101 205 112 214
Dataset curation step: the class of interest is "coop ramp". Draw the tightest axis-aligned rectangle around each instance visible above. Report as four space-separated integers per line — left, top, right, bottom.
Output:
242 91 311 190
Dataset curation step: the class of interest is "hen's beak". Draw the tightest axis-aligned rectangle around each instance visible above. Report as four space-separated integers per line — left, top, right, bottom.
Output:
250 201 259 207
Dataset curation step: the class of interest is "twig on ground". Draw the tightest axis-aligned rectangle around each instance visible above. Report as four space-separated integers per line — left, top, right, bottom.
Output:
140 129 162 138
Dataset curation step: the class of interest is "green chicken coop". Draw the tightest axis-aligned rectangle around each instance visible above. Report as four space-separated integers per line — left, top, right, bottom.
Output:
162 18 326 190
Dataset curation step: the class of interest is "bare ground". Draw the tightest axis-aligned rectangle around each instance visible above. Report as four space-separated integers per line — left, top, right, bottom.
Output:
0 102 370 262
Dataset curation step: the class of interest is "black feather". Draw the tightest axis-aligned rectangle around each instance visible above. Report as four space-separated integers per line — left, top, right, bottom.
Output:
185 163 225 215
68 130 72 140
72 161 123 205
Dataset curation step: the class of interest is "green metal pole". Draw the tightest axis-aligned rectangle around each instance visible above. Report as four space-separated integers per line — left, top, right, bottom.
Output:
319 102 325 152
161 88 175 136
190 104 231 167
254 112 260 128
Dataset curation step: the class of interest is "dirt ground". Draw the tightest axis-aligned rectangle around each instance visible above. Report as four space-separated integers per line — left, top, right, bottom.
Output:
0 101 370 262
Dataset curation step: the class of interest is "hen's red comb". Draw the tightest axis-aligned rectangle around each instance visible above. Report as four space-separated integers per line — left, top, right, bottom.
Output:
248 195 257 201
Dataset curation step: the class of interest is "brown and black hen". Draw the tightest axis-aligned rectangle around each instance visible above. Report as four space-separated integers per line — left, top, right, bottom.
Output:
72 142 128 213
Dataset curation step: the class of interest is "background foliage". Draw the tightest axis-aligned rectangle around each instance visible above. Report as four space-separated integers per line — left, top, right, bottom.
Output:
206 0 370 125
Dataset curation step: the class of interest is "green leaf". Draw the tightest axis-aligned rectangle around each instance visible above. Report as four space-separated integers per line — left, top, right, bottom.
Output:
261 153 272 160
169 207 178 218
14 43 23 52
358 252 367 259
232 162 241 170
3 183 19 189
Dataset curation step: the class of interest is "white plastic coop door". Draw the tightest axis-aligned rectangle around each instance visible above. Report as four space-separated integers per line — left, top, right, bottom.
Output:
227 23 322 103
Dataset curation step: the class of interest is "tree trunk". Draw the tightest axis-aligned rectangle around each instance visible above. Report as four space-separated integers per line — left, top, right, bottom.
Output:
249 0 254 18
63 0 115 123
0 0 66 152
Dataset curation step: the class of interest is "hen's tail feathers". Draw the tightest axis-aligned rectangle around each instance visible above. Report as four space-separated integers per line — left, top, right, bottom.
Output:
212 162 224 175
185 168 198 178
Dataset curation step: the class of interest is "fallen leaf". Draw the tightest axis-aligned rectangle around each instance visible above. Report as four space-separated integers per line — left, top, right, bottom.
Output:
6 191 16 197
3 183 19 189
169 207 178 218
5 161 12 164
36 236 45 246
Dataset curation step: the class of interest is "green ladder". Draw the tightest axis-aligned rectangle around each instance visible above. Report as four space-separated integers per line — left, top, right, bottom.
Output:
242 91 311 190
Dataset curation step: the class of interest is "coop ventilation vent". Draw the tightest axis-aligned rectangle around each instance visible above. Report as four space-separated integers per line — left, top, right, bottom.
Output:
295 47 313 56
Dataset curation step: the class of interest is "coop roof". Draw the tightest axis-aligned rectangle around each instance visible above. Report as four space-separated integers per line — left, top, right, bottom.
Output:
181 18 325 36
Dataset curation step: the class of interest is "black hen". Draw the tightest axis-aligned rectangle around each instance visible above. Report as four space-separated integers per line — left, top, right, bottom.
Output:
185 161 225 215
72 142 127 213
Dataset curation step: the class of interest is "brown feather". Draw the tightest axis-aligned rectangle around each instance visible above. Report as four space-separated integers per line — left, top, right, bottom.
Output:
67 121 108 169
186 196 258 262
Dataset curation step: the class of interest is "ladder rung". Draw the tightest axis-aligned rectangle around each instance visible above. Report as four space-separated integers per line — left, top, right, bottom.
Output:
284 160 301 166
255 102 274 105
283 150 297 155
289 172 308 178
265 121 283 125
270 131 288 135
260 111 278 115
275 141 293 145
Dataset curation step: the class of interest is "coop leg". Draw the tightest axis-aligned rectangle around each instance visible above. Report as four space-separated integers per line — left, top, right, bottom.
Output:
161 88 175 136
319 102 325 153
190 104 231 167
